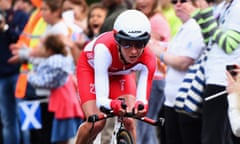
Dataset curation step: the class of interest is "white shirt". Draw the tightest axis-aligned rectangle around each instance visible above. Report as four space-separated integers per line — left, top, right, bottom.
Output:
164 19 205 107
43 20 69 37
205 0 240 86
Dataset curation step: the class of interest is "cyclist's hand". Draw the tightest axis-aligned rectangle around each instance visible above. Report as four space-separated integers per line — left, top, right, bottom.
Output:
110 100 126 116
133 101 148 117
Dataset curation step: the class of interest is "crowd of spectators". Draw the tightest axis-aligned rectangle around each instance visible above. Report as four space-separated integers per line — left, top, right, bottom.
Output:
1 0 240 144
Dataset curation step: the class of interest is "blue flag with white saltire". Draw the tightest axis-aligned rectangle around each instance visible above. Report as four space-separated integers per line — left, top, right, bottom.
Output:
18 101 42 130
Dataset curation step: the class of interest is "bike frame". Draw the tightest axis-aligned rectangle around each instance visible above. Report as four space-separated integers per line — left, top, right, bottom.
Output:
111 117 123 144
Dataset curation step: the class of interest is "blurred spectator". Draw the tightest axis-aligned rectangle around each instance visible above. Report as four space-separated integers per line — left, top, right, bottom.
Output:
9 0 82 143
158 0 182 37
156 1 181 142
123 0 134 9
9 0 73 67
150 1 205 144
0 0 29 144
99 0 127 33
30 1 83 143
9 0 48 63
7 0 50 143
86 2 107 39
63 2 107 65
134 0 171 144
61 0 89 64
62 0 72 11
185 0 240 143
13 0 35 16
62 0 88 32
226 64 240 137
30 0 79 142
27 34 83 144
17 0 74 59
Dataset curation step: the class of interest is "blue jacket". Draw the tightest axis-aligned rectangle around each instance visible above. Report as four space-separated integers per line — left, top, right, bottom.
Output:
0 9 29 77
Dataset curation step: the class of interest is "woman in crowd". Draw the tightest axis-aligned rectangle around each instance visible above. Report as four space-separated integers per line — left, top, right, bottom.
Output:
185 0 240 143
150 0 205 143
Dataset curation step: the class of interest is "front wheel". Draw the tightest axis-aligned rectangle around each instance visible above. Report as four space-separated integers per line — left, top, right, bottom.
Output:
116 129 134 144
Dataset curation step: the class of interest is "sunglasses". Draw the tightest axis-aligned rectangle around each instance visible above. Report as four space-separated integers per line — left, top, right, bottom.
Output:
171 0 187 4
119 41 145 49
119 43 145 49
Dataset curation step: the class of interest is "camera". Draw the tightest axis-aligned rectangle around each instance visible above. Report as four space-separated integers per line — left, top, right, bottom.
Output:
226 64 237 76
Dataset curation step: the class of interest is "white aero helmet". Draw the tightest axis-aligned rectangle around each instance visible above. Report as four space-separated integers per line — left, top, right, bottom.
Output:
113 9 151 45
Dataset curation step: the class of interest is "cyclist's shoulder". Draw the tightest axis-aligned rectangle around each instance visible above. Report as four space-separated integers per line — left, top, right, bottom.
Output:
94 31 115 44
93 31 118 53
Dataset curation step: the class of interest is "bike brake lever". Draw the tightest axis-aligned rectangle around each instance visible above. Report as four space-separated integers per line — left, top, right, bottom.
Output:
118 98 127 110
88 114 98 122
100 106 112 114
132 103 144 114
121 102 127 110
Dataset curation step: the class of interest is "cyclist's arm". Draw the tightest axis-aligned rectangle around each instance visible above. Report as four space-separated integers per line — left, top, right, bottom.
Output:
94 44 112 109
136 55 156 104
192 7 240 54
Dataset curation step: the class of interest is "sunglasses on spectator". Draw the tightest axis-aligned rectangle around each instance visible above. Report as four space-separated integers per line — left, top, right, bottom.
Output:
171 0 187 4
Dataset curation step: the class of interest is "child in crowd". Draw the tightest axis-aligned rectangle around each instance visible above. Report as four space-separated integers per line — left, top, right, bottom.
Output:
27 34 83 144
86 2 107 39
62 0 88 32
73 2 107 47
63 2 107 64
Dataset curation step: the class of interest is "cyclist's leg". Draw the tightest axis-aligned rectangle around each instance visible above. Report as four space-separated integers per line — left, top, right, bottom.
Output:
75 100 106 144
76 57 106 144
121 95 136 143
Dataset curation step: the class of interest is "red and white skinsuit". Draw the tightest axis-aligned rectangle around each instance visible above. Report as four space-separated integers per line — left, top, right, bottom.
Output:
77 31 156 110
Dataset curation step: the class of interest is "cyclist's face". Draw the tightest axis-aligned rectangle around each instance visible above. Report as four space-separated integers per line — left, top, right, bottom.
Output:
119 40 145 64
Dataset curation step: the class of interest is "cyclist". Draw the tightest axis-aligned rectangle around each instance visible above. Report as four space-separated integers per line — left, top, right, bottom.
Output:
75 9 156 144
